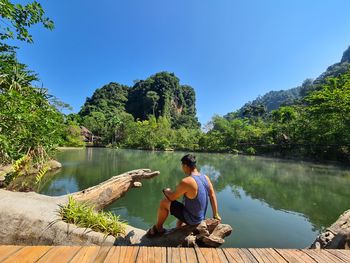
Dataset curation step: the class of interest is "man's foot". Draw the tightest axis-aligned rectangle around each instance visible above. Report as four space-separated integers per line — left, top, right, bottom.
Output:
146 225 166 237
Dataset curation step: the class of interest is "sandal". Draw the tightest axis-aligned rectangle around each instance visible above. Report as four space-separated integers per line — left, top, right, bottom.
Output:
146 225 166 237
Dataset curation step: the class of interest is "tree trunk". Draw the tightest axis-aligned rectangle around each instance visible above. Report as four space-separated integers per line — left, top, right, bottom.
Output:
71 169 160 210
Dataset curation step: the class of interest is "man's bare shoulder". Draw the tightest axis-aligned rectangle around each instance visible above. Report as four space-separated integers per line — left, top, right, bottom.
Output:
180 176 197 186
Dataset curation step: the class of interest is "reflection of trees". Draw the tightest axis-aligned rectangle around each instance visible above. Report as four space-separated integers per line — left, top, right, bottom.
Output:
42 149 350 231
198 153 350 230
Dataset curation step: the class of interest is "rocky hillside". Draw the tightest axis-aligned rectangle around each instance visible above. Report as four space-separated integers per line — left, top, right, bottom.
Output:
79 72 200 129
227 46 350 118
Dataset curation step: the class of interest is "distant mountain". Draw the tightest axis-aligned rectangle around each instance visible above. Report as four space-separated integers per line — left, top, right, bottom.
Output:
225 46 350 119
79 71 200 129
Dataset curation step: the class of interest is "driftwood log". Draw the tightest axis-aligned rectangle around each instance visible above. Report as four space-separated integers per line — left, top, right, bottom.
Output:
73 169 160 210
310 209 350 249
0 168 232 247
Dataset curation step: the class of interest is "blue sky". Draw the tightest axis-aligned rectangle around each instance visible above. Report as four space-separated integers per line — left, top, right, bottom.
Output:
14 0 350 125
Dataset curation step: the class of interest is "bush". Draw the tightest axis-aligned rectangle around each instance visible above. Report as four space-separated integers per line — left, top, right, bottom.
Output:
245 147 256 155
58 196 127 237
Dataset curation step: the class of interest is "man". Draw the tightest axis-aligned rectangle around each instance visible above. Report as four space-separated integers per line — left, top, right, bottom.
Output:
147 154 221 236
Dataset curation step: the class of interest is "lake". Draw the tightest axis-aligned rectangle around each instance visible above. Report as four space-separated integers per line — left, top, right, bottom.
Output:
40 148 350 248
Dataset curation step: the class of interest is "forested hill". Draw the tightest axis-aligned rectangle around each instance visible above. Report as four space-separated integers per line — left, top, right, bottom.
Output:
226 46 350 118
79 71 200 132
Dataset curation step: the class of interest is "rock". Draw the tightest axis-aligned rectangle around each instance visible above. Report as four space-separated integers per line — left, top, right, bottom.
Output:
47 160 62 170
310 209 350 249
114 218 232 248
211 223 233 239
184 234 197 247
133 182 142 188
196 221 210 239
27 160 62 175
202 235 224 247
205 218 220 233
0 189 115 245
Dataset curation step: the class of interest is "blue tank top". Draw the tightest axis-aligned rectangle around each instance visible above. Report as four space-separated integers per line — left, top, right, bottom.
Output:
183 174 209 225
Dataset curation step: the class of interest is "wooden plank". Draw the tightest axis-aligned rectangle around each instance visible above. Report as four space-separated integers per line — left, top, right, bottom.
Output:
3 246 350 263
223 248 258 263
222 248 243 263
337 249 350 258
94 246 113 263
70 246 100 263
199 248 214 262
121 246 140 263
249 248 281 263
194 247 207 263
160 247 167 263
147 246 156 263
0 246 23 262
137 246 148 263
178 248 187 263
217 248 230 263
2 246 52 263
117 246 128 263
183 247 198 263
171 247 181 263
274 249 317 263
36 246 81 263
103 246 121 263
303 249 346 263
261 249 287 263
198 247 227 263
327 250 350 263
251 248 288 263
166 247 172 263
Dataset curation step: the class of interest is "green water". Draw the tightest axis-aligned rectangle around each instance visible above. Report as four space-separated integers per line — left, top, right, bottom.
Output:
40 148 350 248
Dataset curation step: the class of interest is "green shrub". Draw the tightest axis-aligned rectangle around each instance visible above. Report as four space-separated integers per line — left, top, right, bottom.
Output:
58 196 127 237
245 147 256 155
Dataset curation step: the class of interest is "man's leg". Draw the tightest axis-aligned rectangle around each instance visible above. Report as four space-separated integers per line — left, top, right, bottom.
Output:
176 220 183 228
156 198 171 231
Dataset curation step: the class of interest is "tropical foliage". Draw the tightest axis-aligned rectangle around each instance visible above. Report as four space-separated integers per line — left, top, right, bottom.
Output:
59 196 127 237
0 1 64 165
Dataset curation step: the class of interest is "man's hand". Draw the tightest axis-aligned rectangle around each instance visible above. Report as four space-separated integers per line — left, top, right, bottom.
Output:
162 180 188 201
214 212 222 222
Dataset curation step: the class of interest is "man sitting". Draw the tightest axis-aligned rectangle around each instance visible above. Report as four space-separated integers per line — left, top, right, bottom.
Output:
147 154 221 236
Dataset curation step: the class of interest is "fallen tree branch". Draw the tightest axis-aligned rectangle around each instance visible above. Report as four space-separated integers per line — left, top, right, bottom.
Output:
70 169 160 210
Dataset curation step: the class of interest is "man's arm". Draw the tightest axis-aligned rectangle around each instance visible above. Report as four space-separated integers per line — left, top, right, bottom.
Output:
206 175 221 221
163 179 188 201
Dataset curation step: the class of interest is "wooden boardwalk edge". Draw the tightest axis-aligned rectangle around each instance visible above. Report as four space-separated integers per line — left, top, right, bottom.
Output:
0 246 349 263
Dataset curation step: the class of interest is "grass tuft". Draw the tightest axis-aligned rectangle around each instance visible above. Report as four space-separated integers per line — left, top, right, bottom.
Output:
58 196 127 237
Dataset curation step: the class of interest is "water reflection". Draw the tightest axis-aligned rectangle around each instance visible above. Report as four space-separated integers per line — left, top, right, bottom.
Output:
40 148 350 248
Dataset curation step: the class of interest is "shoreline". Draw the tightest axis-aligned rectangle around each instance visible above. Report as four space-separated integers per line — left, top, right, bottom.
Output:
58 146 350 168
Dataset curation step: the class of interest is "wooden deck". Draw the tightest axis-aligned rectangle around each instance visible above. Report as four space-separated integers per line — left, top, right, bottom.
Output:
0 246 350 263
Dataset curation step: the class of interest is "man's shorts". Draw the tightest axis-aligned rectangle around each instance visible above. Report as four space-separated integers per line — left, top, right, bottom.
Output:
170 200 188 224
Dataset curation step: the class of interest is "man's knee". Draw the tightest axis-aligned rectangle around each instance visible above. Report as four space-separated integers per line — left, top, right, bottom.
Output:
160 198 170 209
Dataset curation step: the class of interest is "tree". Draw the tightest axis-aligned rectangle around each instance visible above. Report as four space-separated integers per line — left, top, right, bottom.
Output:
0 0 54 44
146 91 159 116
0 0 63 164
